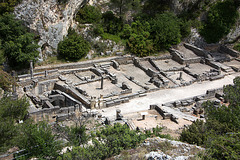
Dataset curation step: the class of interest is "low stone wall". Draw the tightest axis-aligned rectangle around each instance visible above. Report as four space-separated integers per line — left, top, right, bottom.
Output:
54 83 90 107
184 43 209 58
219 45 240 57
170 48 202 64
162 87 223 108
33 56 132 72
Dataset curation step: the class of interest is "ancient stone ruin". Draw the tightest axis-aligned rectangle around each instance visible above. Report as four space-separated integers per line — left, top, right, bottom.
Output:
15 43 240 122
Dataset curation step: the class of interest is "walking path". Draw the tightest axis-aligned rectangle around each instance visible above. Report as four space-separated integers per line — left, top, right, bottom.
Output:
99 73 240 120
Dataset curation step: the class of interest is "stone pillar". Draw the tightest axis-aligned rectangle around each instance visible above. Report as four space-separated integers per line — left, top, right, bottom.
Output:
90 97 96 109
101 76 104 89
45 70 48 77
30 60 34 79
179 72 182 80
98 94 104 109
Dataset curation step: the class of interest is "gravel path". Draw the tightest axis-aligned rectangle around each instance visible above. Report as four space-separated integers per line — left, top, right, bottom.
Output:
99 73 240 120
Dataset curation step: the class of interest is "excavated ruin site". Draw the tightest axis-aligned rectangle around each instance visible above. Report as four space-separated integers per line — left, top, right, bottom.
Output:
15 43 240 135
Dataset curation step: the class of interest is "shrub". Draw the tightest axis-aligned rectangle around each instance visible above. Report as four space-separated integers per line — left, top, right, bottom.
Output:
76 5 102 24
150 12 181 50
200 0 239 43
58 30 90 61
0 14 39 69
102 11 123 35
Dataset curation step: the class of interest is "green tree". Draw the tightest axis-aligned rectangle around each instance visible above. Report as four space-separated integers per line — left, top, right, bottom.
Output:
18 121 61 159
180 76 240 159
102 11 123 35
0 96 29 153
0 0 22 15
58 30 90 61
76 5 102 24
4 33 39 69
200 0 239 43
150 12 181 50
0 13 39 69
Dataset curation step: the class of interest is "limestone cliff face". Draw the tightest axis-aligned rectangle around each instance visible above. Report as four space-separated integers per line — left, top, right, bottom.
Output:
14 0 84 60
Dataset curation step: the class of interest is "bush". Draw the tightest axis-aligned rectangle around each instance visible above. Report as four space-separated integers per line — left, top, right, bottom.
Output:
200 0 239 43
180 76 240 159
0 0 22 15
150 12 181 50
76 5 102 24
0 96 29 153
18 121 62 159
58 30 90 61
127 33 154 57
102 11 123 35
0 14 39 69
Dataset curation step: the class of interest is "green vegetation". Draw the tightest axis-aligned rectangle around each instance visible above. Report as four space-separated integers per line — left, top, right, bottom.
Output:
0 69 13 91
150 12 181 50
58 124 165 159
0 0 22 15
17 121 62 159
0 13 39 69
0 95 29 153
180 76 240 159
76 5 102 24
58 29 90 61
200 0 239 43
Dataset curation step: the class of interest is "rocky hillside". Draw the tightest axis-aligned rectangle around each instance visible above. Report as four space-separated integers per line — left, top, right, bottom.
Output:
14 0 85 60
111 137 204 160
12 0 240 58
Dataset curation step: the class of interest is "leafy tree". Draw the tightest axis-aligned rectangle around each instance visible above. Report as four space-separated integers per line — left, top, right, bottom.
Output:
102 11 123 35
76 5 102 24
0 95 29 120
58 29 90 61
0 13 27 42
0 0 22 15
18 121 62 159
180 119 208 146
180 76 240 159
0 96 29 153
127 33 154 57
0 13 39 69
4 33 39 69
202 133 240 160
150 12 181 50
200 0 239 43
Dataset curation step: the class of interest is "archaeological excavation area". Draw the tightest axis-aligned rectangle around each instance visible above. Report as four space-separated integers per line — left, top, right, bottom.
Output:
16 43 240 132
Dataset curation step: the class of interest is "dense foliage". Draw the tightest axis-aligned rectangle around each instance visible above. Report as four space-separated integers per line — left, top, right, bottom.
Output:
200 0 239 43
0 0 21 15
180 77 240 159
58 123 148 159
58 29 90 61
150 12 181 50
0 95 29 153
76 5 102 24
0 13 39 69
17 121 61 159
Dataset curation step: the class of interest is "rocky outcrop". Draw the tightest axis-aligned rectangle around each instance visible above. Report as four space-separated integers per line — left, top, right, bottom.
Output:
14 0 85 60
144 137 204 160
